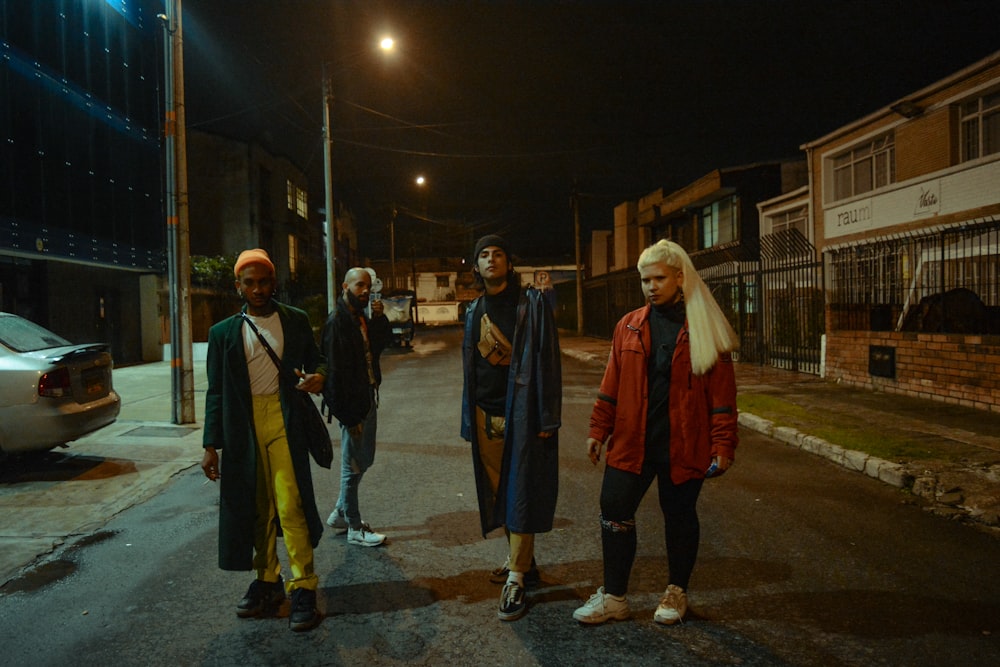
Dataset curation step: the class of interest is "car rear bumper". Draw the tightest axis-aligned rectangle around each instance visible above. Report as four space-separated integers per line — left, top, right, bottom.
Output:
0 391 121 454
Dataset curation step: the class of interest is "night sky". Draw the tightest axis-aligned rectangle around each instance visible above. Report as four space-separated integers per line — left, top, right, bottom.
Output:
181 0 1000 261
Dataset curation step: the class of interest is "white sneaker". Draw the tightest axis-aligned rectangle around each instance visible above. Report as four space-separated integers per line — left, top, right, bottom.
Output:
572 586 630 624
326 508 348 534
347 523 386 547
653 584 687 625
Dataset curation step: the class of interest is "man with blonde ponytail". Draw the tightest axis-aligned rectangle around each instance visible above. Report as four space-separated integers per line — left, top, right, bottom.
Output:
573 240 739 626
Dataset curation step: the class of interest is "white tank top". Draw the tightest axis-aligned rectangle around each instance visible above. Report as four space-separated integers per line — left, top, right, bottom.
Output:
242 311 284 395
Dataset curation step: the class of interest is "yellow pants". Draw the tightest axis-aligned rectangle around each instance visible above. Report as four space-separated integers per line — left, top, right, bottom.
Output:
476 407 535 573
252 394 317 592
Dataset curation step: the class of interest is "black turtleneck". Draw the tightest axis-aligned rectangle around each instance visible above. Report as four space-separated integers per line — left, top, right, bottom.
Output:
645 301 685 462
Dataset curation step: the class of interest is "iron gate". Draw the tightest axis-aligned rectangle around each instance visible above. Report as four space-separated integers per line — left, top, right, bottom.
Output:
693 229 824 373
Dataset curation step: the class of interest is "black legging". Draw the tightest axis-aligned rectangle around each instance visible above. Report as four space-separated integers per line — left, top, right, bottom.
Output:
599 461 704 597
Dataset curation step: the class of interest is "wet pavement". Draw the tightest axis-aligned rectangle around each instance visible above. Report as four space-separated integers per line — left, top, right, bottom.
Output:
1 329 998 590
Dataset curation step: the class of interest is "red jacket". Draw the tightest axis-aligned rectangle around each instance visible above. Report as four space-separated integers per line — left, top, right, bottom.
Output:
588 305 738 483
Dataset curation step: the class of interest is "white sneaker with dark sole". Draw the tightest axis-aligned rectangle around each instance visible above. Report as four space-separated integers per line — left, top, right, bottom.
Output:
347 523 386 547
326 508 348 534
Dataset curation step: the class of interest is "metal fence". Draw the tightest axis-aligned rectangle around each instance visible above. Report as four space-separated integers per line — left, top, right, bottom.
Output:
826 218 1000 334
581 269 646 339
582 228 824 374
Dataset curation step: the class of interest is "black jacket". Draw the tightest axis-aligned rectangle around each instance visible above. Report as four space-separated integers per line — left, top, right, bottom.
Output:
321 295 390 428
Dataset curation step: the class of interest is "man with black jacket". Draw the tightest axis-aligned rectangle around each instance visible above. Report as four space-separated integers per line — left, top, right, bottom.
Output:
321 267 391 546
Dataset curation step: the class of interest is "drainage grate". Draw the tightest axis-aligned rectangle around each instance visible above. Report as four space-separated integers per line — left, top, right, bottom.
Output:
122 426 199 438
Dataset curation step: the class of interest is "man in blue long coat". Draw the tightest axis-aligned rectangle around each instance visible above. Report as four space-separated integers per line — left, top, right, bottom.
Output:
202 249 327 632
460 235 562 621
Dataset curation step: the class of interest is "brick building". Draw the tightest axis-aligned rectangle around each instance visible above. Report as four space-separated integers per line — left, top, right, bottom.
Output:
804 50 1000 411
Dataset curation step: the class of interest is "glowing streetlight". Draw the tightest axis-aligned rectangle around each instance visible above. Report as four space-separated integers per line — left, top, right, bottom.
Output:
323 36 396 313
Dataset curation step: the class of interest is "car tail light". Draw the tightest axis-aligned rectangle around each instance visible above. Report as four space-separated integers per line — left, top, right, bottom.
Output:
38 367 73 398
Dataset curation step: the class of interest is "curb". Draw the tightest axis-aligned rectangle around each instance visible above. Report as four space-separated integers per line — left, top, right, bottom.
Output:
562 345 998 531
739 411 998 530
737 413 911 489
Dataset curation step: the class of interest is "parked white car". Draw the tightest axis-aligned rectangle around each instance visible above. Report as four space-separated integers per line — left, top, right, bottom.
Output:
0 312 120 457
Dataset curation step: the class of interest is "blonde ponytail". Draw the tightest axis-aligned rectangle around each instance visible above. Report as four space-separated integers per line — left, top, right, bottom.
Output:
637 240 739 375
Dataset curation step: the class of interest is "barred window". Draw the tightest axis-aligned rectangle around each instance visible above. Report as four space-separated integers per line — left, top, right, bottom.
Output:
831 133 895 201
961 89 1000 161
826 220 1000 333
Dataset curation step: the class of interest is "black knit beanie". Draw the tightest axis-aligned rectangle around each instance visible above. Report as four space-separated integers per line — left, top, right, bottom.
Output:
473 234 511 262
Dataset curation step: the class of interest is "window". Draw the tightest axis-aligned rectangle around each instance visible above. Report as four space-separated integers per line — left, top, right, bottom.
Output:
825 220 1000 332
287 233 298 278
961 89 1000 161
436 275 450 288
296 187 308 219
832 133 895 200
700 195 739 249
286 180 308 219
768 205 809 237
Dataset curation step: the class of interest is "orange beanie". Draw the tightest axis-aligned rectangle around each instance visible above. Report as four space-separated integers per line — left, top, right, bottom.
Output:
234 248 275 277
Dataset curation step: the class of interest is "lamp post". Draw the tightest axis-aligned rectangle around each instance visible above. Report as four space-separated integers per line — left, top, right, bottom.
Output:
159 0 195 424
322 36 395 315
390 205 399 290
322 65 336 314
389 176 426 292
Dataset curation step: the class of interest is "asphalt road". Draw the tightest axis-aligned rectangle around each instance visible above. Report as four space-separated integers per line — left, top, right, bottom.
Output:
0 327 998 666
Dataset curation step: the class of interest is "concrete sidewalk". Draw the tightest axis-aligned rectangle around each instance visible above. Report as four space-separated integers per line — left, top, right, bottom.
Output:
558 333 1000 531
0 361 205 586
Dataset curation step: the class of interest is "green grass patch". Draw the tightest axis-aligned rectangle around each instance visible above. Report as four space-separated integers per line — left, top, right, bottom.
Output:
737 393 969 463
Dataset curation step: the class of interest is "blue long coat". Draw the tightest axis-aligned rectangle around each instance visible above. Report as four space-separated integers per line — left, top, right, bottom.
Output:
461 287 561 537
203 302 326 571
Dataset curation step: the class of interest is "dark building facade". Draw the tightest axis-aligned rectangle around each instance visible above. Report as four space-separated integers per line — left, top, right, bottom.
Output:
0 1 165 363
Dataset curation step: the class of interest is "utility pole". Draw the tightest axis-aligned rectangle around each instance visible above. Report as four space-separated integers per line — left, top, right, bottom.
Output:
322 66 337 315
573 186 584 335
160 0 195 424
390 205 398 289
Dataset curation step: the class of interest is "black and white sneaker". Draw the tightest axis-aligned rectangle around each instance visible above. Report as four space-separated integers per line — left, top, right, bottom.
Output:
498 581 527 621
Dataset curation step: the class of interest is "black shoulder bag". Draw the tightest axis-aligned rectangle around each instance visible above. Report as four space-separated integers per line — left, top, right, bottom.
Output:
240 313 334 468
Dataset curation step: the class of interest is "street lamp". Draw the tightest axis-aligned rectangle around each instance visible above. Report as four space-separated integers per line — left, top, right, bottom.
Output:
390 176 426 290
322 37 395 314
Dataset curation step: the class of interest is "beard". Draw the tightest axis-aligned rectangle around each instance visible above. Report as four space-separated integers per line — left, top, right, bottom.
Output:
345 290 367 312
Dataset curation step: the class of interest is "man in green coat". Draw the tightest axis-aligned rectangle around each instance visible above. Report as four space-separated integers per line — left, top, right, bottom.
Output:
201 249 327 632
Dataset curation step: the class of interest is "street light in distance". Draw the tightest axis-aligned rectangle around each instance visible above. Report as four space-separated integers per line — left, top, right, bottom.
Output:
391 175 427 289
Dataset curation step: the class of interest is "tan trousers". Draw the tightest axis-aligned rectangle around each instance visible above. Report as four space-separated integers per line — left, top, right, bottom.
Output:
476 407 535 573
252 394 317 592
